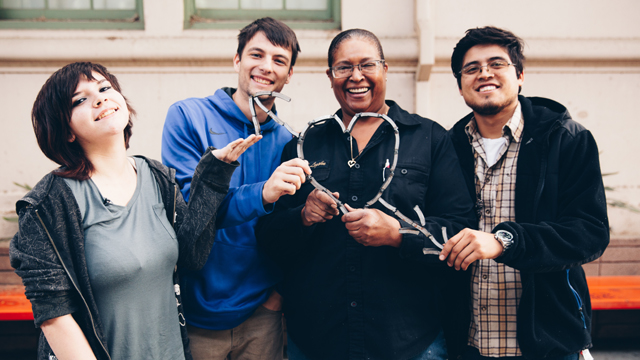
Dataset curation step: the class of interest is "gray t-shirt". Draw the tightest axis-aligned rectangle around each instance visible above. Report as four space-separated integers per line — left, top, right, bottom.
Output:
64 158 185 360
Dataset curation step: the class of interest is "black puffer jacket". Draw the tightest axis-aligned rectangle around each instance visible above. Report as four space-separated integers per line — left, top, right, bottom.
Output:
10 150 237 360
449 96 609 359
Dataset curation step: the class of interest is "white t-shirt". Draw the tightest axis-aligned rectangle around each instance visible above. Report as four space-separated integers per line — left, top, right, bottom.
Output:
482 136 507 167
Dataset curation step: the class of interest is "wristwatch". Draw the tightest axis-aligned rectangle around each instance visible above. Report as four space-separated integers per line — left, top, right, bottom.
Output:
494 230 514 254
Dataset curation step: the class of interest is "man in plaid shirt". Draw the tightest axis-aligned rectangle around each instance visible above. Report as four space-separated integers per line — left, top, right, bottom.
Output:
442 27 609 360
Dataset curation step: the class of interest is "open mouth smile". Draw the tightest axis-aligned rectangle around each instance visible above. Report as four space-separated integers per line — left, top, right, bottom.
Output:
96 107 119 121
477 84 498 93
252 76 274 85
347 87 369 94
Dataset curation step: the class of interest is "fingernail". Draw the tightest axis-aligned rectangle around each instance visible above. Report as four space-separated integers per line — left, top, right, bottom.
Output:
439 255 444 261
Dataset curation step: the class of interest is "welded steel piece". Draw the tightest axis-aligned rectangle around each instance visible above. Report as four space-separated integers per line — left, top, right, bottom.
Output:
249 91 297 136
296 112 399 215
296 111 447 250
377 199 447 250
296 114 348 214
346 112 399 208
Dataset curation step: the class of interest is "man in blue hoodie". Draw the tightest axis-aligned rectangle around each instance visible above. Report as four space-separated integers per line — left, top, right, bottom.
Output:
161 17 309 360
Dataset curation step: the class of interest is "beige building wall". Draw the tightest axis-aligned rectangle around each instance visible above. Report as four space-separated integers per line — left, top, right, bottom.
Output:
1 0 639 245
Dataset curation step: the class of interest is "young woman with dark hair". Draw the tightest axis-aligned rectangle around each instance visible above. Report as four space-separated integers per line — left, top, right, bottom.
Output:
10 62 259 360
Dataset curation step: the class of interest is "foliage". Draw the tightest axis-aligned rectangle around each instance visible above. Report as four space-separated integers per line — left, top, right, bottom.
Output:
603 172 640 213
2 182 32 223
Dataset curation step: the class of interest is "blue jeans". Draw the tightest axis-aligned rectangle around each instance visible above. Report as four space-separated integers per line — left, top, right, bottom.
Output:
408 331 448 360
461 346 580 360
287 330 447 360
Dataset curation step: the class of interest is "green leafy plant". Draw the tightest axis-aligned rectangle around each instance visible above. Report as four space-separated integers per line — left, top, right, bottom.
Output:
603 172 640 213
2 182 32 222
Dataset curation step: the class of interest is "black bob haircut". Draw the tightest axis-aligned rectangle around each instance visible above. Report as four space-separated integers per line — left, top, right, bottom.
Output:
32 62 135 180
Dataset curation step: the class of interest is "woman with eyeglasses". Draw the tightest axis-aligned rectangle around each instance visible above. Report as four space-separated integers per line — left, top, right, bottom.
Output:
10 62 259 360
256 29 476 360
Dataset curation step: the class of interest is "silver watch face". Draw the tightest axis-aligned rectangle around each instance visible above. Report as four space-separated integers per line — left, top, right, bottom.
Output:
496 230 513 241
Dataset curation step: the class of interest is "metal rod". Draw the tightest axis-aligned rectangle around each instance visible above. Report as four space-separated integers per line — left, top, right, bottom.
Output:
249 91 296 136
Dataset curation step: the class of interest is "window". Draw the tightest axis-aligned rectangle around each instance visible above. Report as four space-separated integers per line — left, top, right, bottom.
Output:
0 0 144 29
185 0 340 29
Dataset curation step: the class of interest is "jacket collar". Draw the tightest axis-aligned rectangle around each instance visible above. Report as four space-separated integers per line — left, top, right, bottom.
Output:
16 156 174 213
334 100 421 127
519 95 570 141
16 172 56 213
133 155 173 183
451 95 570 144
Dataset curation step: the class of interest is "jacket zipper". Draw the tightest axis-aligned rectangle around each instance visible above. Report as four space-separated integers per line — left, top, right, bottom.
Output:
172 183 177 227
170 181 187 327
566 269 587 329
531 120 562 217
35 209 112 360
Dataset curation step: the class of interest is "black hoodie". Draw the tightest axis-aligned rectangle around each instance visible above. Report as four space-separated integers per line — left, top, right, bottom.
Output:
449 95 609 358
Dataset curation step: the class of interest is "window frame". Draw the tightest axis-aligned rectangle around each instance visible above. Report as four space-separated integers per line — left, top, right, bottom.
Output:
0 0 144 29
184 0 340 30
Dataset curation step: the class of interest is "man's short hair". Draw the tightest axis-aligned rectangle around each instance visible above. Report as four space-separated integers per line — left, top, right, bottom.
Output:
451 26 525 89
237 17 301 68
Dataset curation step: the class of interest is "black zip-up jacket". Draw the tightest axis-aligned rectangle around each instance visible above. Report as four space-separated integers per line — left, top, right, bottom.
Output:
10 150 237 360
449 96 609 358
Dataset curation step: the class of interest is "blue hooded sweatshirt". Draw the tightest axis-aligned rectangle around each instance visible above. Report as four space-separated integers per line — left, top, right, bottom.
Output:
161 88 293 329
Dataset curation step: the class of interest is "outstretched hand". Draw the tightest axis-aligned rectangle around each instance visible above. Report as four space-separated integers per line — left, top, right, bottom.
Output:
438 228 503 270
342 204 402 247
211 134 262 163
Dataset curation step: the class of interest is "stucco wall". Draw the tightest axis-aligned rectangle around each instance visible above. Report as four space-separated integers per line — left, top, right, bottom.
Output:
1 0 639 239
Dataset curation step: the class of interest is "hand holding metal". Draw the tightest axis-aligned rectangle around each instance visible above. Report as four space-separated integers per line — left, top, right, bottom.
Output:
297 111 447 251
377 198 447 252
296 112 399 215
249 91 298 136
347 113 448 251
297 114 349 214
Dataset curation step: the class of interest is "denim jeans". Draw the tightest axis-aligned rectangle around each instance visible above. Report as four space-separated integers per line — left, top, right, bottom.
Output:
461 346 580 360
287 330 447 360
408 331 448 360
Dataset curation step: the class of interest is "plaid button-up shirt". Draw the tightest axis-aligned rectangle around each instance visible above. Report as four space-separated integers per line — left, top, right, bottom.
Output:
465 102 525 357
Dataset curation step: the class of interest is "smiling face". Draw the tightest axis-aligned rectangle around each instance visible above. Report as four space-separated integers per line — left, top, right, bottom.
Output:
327 37 388 121
459 44 524 118
69 72 130 147
234 31 293 99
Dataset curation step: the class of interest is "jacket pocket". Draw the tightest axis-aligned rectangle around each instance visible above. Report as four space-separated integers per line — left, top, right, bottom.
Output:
309 165 331 182
566 269 587 329
387 163 430 214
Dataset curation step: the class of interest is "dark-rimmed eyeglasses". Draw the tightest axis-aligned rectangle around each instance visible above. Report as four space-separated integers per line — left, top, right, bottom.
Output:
459 60 514 76
330 60 385 78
